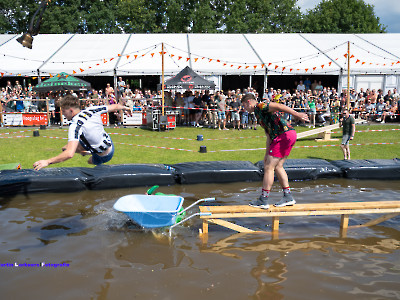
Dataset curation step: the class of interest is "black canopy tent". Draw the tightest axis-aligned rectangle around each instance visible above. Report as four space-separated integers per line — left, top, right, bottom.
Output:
158 66 216 91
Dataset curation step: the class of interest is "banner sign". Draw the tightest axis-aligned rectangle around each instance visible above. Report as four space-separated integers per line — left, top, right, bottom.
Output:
2 113 48 126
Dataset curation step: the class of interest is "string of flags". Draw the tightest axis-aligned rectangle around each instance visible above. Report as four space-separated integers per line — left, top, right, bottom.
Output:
1 42 400 78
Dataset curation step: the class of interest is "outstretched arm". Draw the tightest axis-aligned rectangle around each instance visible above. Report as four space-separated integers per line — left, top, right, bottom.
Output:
33 140 79 170
268 102 309 122
107 103 132 116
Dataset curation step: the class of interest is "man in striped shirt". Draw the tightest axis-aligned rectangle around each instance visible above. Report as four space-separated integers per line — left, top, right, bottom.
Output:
33 95 131 170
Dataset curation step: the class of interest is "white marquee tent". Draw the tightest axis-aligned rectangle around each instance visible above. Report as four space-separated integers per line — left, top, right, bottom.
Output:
1 33 400 91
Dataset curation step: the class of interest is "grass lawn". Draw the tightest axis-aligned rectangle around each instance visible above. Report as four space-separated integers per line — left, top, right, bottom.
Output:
0 123 399 169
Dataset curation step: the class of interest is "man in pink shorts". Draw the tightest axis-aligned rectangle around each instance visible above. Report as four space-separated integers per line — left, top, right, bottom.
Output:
241 93 309 209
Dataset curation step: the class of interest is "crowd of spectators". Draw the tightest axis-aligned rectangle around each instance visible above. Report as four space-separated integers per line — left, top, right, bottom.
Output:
1 78 399 128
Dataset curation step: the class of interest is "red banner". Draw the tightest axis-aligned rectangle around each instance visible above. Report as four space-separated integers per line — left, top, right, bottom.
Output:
22 113 48 126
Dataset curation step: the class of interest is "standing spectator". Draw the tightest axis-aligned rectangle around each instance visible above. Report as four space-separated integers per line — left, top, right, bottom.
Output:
105 83 114 97
229 95 241 130
117 77 126 98
207 94 218 129
216 92 228 130
296 81 305 92
304 77 311 91
339 109 355 160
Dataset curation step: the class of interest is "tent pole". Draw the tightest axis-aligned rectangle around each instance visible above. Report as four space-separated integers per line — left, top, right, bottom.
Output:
347 41 350 110
162 42 165 116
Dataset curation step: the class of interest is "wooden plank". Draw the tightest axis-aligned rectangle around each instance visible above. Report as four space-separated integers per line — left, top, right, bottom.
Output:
200 208 400 219
349 213 400 228
296 118 364 139
199 201 400 215
202 220 208 234
208 219 255 233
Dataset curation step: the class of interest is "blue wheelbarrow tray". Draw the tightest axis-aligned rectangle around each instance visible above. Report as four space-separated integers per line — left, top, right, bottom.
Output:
113 194 184 228
113 194 215 230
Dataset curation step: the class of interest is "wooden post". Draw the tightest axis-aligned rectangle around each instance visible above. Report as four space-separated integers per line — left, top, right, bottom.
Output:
202 220 209 235
347 41 351 110
272 216 280 232
340 214 349 238
46 99 50 126
161 42 165 116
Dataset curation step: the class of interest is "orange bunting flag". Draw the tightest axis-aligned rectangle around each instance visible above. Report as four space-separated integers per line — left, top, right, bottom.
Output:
289 69 293 72
142 54 145 57
1 72 4 77
261 64 265 68
134 55 138 59
223 63 227 66
275 65 279 69
118 54 121 57
126 55 130 59
178 56 182 60
254 65 257 69
362 62 365 65
397 61 400 64
230 65 233 67
57 74 61 77
305 68 309 72
282 67 286 71
194 58 198 62
110 58 114 61
356 59 360 63
238 66 242 69
245 66 249 69
329 62 332 66
80 68 84 72
170 54 175 58
96 63 100 66
268 63 272 67
104 60 107 63
321 65 325 69
89 66 92 69
313 67 316 71
217 60 220 63
66 75 69 78
41 77 45 79
151 53 154 57
335 58 339 61
350 55 354 58
49 74 53 77
209 59 212 62
186 58 190 61
32 76 37 79
344 54 347 58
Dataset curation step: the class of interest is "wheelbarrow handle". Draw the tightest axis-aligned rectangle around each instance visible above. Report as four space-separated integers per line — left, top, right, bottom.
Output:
180 197 215 214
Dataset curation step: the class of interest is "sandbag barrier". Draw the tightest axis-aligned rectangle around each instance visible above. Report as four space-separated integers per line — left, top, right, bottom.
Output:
0 159 399 196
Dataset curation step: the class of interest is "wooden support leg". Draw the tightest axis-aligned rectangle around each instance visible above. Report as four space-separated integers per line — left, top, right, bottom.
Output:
340 214 349 238
272 216 280 232
202 220 209 235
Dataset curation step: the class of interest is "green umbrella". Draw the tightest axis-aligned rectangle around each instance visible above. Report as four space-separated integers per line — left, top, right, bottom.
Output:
33 72 91 93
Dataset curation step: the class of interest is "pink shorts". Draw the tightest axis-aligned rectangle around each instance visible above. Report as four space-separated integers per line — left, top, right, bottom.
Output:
268 130 297 158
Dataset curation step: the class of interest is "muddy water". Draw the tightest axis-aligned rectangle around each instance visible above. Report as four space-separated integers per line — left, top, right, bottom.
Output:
1 179 399 300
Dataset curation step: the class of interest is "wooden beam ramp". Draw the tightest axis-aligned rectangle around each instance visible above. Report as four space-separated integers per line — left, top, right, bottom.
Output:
296 118 365 141
199 201 400 238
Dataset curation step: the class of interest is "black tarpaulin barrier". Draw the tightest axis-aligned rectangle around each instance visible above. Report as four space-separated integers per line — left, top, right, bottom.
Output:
330 159 400 180
80 164 176 190
255 159 342 181
0 168 88 197
172 161 262 184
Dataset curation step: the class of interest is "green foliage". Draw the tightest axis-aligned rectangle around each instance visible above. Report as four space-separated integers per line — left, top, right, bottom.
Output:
303 0 386 33
0 0 387 34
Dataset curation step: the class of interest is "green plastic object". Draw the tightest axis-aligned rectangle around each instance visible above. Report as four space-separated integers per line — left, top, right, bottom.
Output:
0 163 21 170
146 185 186 224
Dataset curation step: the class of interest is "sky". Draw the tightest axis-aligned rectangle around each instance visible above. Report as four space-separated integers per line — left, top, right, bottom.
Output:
297 0 400 33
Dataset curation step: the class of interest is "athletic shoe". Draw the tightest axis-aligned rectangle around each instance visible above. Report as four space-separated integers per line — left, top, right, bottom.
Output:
274 193 296 207
249 196 270 209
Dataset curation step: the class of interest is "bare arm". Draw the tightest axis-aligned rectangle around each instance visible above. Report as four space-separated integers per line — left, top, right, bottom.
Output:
107 103 132 116
268 102 309 122
33 140 79 170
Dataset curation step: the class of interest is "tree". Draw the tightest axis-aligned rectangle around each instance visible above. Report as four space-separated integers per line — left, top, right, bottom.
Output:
303 0 386 33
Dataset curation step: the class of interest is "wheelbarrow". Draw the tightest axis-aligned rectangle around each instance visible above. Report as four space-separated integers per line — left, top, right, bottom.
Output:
113 187 214 235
